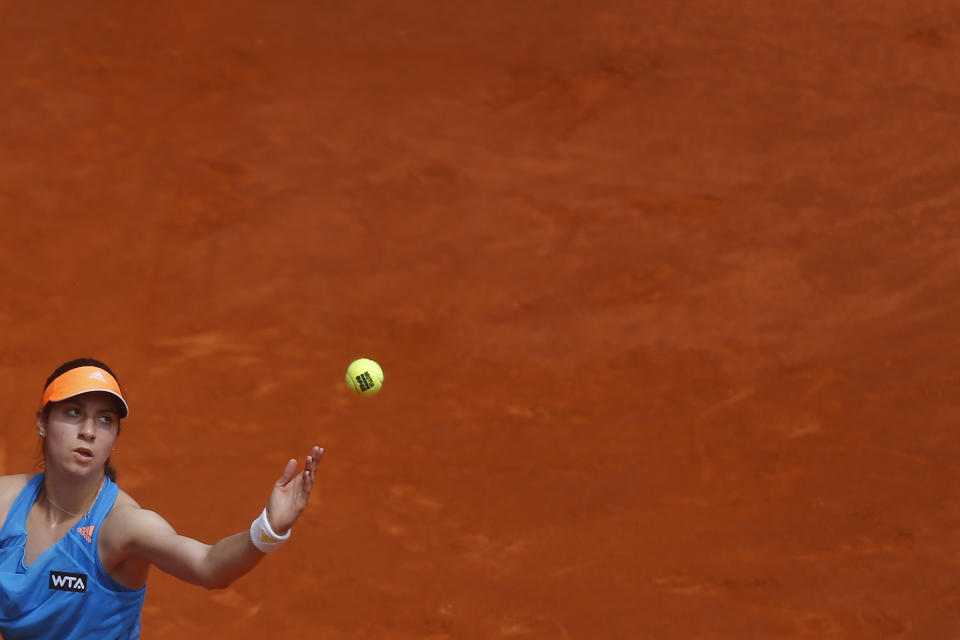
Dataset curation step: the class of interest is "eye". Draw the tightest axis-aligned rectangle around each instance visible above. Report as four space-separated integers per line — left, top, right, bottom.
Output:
97 415 115 425
65 407 81 417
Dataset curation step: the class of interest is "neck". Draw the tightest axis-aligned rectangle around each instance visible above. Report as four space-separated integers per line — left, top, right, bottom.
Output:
41 471 105 524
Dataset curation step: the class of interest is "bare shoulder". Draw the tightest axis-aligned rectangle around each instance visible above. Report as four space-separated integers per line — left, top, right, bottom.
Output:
0 474 35 525
0 474 34 505
0 474 32 497
113 487 142 510
103 489 173 546
105 488 153 531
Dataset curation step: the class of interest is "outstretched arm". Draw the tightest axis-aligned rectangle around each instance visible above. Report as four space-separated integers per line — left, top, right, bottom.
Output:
109 446 323 590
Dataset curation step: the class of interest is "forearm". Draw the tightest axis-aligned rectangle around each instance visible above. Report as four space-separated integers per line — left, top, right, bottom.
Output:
200 530 266 590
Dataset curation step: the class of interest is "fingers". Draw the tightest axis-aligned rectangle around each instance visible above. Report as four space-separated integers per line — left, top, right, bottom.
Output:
301 447 322 488
277 446 324 489
310 446 324 470
275 458 298 487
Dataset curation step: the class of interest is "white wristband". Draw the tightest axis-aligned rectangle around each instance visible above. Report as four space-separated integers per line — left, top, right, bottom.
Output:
249 508 291 553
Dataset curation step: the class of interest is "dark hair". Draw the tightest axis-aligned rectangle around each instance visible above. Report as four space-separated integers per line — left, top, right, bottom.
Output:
41 357 123 481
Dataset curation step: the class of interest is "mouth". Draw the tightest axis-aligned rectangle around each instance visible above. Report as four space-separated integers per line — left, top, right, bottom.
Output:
73 448 94 461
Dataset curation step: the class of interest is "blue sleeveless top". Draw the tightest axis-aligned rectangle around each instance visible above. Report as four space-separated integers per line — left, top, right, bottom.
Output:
0 473 146 639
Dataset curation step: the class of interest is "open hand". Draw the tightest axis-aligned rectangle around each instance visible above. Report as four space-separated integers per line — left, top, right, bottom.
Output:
265 445 323 535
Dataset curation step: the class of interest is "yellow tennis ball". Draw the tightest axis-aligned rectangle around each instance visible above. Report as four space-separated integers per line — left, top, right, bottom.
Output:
345 358 384 395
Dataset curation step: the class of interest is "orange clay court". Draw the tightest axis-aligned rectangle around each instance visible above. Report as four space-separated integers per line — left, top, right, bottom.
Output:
1 1 959 638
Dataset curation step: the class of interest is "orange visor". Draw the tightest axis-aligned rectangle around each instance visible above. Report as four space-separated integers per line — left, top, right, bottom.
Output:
40 366 129 419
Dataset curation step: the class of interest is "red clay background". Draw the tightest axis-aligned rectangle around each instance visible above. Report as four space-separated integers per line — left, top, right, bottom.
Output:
1 1 959 638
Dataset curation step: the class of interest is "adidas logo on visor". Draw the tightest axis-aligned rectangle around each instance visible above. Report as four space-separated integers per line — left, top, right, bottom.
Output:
88 371 106 381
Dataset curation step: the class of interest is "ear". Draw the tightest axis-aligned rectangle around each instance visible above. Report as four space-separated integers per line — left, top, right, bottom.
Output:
36 410 46 437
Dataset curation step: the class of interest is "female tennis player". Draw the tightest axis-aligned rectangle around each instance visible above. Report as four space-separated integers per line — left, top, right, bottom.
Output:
0 358 322 639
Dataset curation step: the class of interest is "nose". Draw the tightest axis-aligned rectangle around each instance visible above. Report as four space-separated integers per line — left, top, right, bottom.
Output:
78 417 97 440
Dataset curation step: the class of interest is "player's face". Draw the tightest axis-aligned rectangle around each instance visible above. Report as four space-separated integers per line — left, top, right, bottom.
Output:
40 392 121 475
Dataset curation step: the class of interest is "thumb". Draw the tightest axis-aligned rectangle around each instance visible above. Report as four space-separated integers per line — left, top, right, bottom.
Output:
275 458 298 488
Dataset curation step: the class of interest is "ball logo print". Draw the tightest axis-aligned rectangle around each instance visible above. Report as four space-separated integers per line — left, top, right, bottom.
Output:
355 371 375 392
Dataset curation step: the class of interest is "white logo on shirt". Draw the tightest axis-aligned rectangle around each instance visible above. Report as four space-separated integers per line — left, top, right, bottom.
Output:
49 571 87 593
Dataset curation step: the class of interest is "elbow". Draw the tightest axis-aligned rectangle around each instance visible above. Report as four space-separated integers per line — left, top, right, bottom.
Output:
205 581 232 591
203 575 235 591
